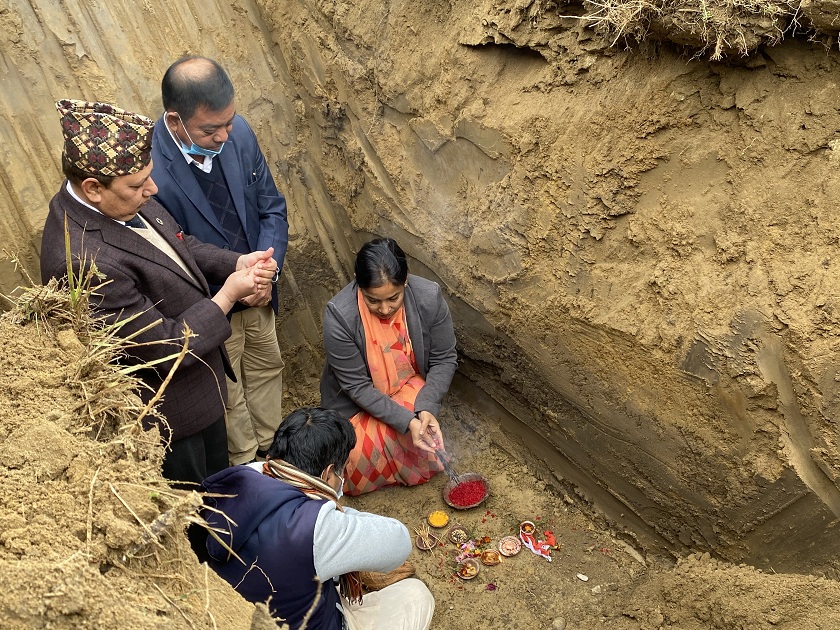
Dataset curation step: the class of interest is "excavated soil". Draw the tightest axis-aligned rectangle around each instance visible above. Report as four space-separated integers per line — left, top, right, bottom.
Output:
0 308 259 629
351 399 840 630
6 0 840 627
3 299 840 629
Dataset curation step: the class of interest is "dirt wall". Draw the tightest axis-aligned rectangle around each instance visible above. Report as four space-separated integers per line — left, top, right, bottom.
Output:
4 0 840 575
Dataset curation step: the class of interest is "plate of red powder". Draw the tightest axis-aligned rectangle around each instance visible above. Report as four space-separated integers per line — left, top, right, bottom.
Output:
443 472 490 510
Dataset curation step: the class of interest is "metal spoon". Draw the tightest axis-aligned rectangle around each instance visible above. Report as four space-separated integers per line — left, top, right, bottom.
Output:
436 449 461 484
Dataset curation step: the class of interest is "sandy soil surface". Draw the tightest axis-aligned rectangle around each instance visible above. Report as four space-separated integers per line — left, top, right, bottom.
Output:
0 296 257 629
262 0 840 572
351 401 840 629
4 286 840 629
6 0 840 627
5 0 840 570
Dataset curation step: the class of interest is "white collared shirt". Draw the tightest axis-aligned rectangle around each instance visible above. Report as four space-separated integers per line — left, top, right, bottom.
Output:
65 181 199 283
66 181 133 226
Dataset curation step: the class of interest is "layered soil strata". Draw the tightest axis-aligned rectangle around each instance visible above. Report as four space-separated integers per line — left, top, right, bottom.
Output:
2 0 840 594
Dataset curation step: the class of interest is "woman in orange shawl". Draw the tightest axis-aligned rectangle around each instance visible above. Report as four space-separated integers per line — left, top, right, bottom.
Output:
320 238 458 495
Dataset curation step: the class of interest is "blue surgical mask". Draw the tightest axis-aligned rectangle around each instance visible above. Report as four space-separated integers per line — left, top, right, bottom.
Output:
174 112 224 157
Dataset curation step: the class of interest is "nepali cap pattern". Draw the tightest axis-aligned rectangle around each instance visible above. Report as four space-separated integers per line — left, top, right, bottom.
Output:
56 99 155 177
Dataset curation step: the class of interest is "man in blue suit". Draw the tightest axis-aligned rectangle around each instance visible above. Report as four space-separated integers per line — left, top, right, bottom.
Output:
151 56 288 466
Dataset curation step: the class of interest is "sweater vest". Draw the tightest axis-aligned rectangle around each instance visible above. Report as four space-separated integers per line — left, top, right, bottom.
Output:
202 467 343 630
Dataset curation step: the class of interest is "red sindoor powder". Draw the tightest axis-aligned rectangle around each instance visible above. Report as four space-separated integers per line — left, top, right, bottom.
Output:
448 479 487 507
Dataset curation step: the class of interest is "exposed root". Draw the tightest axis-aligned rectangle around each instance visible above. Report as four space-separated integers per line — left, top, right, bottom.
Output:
125 490 206 556
234 557 276 592
153 583 198 630
204 563 218 630
567 0 798 58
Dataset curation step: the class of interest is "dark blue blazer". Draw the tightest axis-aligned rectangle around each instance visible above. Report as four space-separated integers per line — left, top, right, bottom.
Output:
151 114 289 312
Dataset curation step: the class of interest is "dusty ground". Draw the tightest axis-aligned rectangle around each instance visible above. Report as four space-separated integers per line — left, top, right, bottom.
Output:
265 0 840 572
4 284 840 629
6 0 840 626
0 289 259 629
352 400 840 630
5 0 840 569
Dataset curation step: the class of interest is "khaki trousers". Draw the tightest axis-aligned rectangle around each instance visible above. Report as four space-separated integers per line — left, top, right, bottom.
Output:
224 305 285 465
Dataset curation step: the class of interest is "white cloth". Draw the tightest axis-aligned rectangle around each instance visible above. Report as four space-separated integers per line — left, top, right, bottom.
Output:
342 578 434 630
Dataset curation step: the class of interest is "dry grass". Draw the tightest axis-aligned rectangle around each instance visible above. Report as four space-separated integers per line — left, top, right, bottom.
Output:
571 0 797 59
6 276 176 443
0 242 246 625
1 234 302 628
2 238 192 444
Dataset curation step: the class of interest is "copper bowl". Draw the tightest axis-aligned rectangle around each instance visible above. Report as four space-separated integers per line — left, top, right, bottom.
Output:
480 549 501 566
447 524 470 545
456 558 481 580
519 520 536 536
498 535 522 557
442 473 490 510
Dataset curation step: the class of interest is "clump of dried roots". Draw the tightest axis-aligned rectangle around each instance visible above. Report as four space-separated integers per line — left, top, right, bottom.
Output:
575 0 797 59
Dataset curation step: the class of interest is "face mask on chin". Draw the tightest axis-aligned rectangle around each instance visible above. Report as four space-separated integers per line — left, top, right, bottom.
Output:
173 112 224 157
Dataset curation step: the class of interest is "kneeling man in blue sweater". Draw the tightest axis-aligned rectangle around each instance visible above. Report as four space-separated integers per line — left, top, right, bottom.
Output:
201 407 434 629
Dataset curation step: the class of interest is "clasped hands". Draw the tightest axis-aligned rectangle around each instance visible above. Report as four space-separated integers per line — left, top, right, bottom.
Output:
218 247 277 308
237 247 277 307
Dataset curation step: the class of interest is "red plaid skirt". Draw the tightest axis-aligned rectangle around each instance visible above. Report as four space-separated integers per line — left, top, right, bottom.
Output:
343 375 442 496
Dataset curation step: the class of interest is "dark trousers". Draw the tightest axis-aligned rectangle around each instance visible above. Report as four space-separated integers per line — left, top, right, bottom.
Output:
161 415 228 563
161 415 229 487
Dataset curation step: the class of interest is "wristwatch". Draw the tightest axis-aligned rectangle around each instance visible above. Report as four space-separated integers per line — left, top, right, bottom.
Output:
271 267 280 284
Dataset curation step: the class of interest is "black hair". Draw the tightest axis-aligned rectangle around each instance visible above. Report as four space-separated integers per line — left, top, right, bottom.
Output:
61 153 115 187
354 237 409 289
161 56 235 121
267 407 356 477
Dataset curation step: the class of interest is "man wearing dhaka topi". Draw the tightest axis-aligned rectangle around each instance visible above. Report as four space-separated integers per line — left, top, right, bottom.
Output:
40 99 277 485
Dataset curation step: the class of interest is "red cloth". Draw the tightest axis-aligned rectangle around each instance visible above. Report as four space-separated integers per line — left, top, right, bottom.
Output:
520 530 553 562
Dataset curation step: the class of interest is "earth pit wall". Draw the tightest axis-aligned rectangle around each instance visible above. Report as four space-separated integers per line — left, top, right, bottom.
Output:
3 0 840 574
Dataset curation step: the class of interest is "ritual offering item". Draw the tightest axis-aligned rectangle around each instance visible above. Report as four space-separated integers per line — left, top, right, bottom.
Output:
498 536 522 557
435 448 461 484
457 558 480 580
480 549 501 566
415 533 439 551
447 524 470 545
427 510 449 528
519 521 553 562
414 523 439 551
443 472 490 510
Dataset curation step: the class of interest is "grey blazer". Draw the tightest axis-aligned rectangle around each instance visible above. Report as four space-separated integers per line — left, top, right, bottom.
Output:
319 275 458 433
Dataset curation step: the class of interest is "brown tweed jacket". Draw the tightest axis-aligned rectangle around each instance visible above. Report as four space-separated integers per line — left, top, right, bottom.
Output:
40 183 241 441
